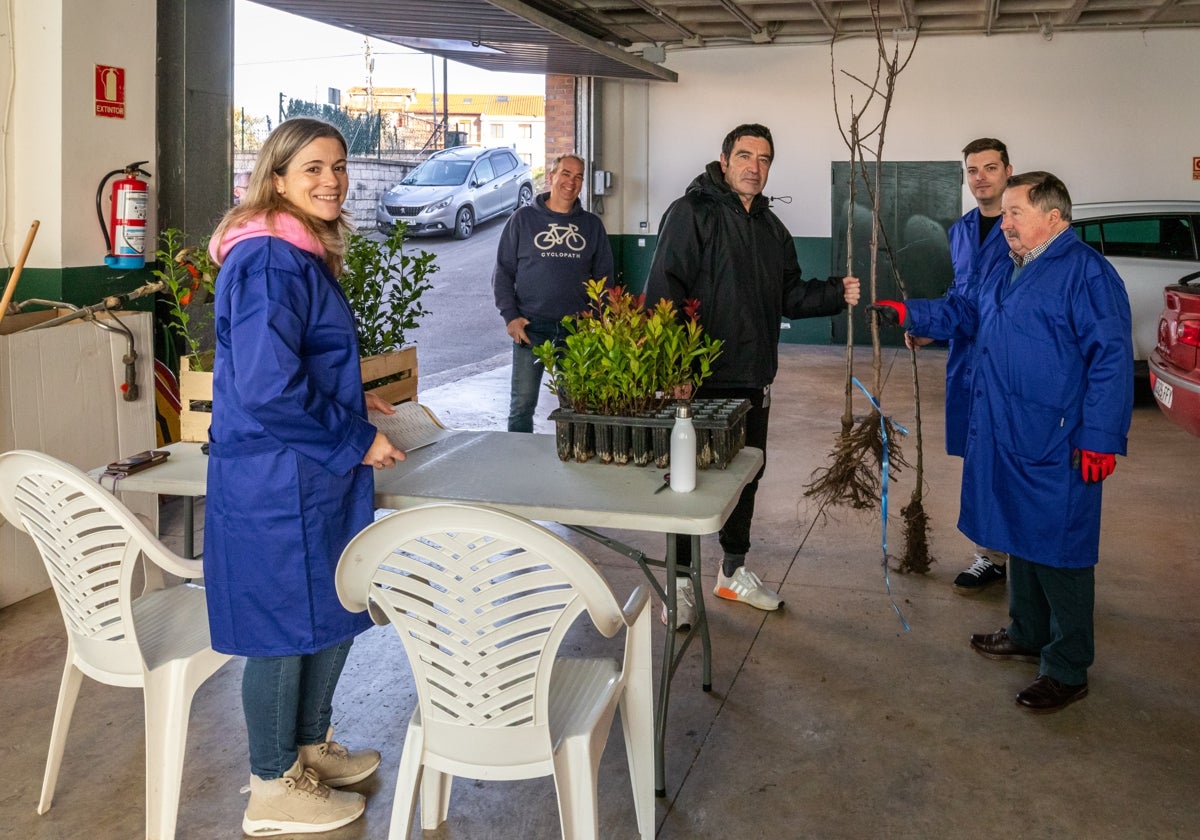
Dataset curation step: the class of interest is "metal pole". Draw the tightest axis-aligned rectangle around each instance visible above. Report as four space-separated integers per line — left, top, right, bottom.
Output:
430 56 437 148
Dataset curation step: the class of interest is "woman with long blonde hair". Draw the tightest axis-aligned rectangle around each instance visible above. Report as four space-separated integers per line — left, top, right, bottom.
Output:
204 118 405 835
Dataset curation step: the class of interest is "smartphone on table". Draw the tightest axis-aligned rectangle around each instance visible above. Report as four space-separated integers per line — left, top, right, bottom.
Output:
104 449 170 478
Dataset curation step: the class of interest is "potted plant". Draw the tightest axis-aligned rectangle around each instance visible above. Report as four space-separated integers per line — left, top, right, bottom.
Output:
158 222 436 442
153 227 219 367
340 222 437 404
534 280 745 467
152 228 219 442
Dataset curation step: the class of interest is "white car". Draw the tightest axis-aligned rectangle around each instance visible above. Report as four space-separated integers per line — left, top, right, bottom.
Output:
1070 201 1200 370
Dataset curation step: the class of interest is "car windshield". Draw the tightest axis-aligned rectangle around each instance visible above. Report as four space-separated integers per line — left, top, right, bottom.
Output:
401 159 473 187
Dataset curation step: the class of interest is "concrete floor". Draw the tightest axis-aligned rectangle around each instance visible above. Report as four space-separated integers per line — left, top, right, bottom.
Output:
2 344 1199 839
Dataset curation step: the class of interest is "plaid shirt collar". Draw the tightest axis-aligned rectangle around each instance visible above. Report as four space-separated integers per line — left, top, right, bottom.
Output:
1009 225 1070 268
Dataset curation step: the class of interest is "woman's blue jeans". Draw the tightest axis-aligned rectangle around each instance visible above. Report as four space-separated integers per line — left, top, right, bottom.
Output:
242 638 353 779
508 319 567 433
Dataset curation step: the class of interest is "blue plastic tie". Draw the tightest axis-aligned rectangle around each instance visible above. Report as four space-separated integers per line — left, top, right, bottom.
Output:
851 377 911 632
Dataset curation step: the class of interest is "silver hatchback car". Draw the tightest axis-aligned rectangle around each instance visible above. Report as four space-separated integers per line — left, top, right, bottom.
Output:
375 146 534 240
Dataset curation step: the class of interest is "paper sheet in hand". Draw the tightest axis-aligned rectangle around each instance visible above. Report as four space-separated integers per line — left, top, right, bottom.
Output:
369 402 455 452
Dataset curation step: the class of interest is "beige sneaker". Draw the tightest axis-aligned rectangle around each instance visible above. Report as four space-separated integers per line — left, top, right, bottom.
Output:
242 760 365 836
659 576 696 631
298 727 381 787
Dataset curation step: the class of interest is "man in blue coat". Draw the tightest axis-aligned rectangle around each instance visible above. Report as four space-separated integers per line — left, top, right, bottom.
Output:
914 138 1015 594
870 171 1133 713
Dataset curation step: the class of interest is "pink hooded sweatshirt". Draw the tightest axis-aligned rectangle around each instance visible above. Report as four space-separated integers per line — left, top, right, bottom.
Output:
209 212 326 265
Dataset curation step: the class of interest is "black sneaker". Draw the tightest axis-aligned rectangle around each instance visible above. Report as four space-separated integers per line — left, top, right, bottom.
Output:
953 555 1006 594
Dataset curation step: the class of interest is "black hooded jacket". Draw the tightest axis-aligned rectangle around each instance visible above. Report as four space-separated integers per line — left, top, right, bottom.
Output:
645 161 846 389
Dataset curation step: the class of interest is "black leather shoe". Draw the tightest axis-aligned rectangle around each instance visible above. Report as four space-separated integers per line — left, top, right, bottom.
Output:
969 628 1040 663
1016 674 1088 713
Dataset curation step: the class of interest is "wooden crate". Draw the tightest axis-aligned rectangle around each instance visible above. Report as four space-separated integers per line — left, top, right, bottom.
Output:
179 347 417 443
360 346 418 405
178 353 215 443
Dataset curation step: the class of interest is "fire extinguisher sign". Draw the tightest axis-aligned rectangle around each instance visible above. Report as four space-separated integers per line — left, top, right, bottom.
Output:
95 65 126 119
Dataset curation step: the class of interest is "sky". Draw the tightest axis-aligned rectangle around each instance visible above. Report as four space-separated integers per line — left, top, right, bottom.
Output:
234 1 546 121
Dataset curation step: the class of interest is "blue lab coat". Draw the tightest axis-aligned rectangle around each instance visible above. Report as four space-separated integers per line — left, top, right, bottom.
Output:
907 230 1133 568
943 208 1010 456
203 236 376 656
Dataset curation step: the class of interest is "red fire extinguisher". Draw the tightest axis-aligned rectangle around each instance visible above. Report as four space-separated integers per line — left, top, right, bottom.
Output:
96 161 151 269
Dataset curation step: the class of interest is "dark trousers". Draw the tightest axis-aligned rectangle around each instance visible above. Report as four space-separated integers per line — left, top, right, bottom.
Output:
1007 555 1095 685
674 385 769 570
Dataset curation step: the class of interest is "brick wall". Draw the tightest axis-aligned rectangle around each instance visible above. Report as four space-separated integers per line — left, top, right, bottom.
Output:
544 74 576 176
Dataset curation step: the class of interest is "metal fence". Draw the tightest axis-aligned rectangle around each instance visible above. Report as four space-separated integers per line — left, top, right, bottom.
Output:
234 100 456 158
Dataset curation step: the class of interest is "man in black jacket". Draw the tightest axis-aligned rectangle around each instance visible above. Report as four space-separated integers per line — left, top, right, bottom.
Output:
646 123 860 628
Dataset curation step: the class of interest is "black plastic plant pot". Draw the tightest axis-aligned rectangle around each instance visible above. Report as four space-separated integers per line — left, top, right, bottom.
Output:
571 421 594 462
594 423 614 464
612 423 631 465
554 420 572 461
652 426 671 468
631 424 652 466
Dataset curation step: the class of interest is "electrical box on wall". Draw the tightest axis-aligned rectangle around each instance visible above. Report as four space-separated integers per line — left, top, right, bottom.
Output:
593 170 612 195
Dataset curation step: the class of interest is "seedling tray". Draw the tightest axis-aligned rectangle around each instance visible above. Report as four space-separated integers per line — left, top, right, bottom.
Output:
548 398 751 469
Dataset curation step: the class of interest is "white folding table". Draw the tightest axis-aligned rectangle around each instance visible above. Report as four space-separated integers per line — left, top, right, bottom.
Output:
95 432 763 796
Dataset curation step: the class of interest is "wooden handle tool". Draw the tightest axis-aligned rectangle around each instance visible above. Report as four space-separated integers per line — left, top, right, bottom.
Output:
0 220 41 328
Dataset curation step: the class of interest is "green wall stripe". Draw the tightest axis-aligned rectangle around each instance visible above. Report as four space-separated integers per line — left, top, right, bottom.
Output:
11 266 157 312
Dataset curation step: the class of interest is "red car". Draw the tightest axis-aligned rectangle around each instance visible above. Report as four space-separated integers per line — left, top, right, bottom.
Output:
1148 277 1200 437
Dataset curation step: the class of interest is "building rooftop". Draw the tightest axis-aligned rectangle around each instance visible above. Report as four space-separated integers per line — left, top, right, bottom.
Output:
347 87 544 117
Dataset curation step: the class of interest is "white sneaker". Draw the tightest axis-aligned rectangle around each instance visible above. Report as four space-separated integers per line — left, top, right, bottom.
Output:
660 576 696 631
243 760 365 836
298 727 381 787
714 567 784 611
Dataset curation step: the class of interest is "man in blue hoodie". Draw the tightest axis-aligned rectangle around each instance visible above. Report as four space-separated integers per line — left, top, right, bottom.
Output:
492 153 614 432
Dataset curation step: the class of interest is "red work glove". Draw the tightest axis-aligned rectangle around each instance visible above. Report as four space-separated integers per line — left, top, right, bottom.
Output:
1074 449 1116 483
866 299 907 327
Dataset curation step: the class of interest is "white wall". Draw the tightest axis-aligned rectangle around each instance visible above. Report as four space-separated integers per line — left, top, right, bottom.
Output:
6 0 63 268
1 0 157 271
62 0 157 267
480 114 545 172
0 6 7 270
602 29 1200 238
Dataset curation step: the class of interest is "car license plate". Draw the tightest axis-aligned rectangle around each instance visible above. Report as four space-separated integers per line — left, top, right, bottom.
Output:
1154 377 1174 408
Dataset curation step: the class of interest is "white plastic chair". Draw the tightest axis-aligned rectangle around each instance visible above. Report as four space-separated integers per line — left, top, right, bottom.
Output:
0 450 231 840
335 503 654 840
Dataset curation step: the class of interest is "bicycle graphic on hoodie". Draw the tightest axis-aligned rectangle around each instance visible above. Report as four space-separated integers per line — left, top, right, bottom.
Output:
534 223 586 252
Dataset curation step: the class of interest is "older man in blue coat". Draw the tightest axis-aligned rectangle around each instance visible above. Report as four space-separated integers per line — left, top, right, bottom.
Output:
870 171 1133 713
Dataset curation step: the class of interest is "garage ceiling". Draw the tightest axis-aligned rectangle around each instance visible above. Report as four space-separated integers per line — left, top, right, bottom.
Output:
253 0 1200 82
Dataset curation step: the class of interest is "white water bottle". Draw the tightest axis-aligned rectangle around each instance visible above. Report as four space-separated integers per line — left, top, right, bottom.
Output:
670 404 696 493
